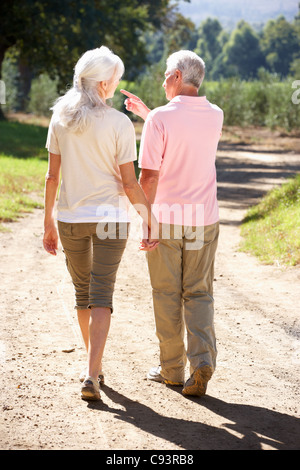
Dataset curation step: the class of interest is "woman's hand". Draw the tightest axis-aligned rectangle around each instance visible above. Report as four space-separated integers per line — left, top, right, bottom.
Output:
139 239 159 252
43 221 59 256
139 221 159 252
120 90 151 121
43 152 61 256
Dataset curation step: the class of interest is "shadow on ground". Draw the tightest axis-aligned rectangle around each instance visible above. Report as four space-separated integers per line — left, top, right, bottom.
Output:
87 385 299 450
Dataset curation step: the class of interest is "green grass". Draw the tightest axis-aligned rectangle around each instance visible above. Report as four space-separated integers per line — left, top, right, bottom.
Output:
0 120 48 159
240 174 300 266
0 155 47 224
0 120 48 226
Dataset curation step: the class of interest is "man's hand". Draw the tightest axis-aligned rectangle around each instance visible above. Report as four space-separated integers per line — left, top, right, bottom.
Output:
139 239 159 252
139 221 159 252
120 89 151 121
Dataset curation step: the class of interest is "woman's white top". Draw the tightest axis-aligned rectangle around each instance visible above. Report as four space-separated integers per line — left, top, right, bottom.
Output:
46 108 137 223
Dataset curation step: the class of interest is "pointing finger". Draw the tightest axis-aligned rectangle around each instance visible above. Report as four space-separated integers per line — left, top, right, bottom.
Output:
120 89 140 100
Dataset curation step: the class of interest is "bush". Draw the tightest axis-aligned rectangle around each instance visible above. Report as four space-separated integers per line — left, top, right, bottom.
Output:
28 73 59 117
203 75 300 131
117 68 300 131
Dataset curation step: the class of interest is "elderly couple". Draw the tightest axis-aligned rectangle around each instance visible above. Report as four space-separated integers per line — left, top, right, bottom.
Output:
43 46 223 401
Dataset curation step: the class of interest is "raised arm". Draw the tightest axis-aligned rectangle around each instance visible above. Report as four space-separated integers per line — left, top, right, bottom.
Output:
120 89 151 121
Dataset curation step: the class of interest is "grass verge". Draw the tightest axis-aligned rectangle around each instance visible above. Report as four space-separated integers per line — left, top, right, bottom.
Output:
0 120 48 228
240 174 300 266
0 120 48 159
0 155 47 225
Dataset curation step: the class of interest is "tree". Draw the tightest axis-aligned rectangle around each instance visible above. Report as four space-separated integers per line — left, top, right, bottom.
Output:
223 20 265 79
194 18 225 79
261 15 300 77
164 13 197 54
0 0 181 118
289 3 300 76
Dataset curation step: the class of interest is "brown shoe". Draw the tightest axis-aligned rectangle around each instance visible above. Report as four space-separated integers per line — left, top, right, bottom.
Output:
182 365 213 397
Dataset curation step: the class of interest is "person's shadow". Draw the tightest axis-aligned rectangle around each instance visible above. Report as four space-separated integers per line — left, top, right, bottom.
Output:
87 385 300 450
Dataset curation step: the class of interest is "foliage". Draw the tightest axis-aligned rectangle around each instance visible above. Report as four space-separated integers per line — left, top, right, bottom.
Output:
1 50 20 112
145 7 300 81
119 72 300 131
240 174 300 266
261 15 300 76
28 74 59 117
1 2 300 131
130 60 168 118
0 0 181 120
222 21 265 79
0 0 176 84
202 75 300 131
194 18 224 78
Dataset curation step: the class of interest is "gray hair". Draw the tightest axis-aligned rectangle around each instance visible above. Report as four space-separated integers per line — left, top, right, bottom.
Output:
52 46 124 133
166 50 205 89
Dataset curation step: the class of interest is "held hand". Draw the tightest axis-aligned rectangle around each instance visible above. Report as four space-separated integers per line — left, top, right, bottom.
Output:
139 222 159 252
139 239 159 252
120 89 151 121
43 222 58 256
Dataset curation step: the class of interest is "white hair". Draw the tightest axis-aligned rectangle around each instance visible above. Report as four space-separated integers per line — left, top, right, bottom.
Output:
166 50 205 89
52 46 124 133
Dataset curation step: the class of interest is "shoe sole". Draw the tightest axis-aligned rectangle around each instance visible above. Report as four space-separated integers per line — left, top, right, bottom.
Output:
81 385 101 401
147 372 183 386
182 365 212 396
164 380 184 386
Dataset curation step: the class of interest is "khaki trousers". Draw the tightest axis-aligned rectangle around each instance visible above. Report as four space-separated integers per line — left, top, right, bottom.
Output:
147 222 219 383
58 221 128 311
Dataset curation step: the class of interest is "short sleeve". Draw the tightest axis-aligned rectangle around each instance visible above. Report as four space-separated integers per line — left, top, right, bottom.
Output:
138 114 164 170
116 117 137 165
45 115 60 155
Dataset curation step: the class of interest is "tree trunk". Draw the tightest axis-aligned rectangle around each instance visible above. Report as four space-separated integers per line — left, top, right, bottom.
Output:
18 56 33 112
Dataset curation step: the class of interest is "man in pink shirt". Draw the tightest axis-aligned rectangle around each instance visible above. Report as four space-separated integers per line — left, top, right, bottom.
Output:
122 50 223 397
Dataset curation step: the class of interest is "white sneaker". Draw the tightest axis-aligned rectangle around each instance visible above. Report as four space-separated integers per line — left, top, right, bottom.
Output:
79 368 104 385
81 376 101 401
147 366 183 386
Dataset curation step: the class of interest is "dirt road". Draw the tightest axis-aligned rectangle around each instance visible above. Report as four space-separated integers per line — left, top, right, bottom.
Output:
1 140 299 451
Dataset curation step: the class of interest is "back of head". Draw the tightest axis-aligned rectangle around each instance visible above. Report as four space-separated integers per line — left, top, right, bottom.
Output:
52 46 124 133
73 46 124 92
166 50 205 89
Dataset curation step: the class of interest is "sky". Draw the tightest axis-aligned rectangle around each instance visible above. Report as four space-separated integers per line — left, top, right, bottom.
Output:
177 0 299 28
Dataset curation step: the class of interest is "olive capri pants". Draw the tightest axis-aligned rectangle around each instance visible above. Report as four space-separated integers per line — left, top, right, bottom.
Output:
58 221 129 312
146 222 219 384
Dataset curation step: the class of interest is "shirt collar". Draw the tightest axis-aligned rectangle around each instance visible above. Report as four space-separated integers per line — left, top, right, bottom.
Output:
170 95 207 104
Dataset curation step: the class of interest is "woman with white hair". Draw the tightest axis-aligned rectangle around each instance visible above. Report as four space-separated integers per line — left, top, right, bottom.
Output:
43 46 157 401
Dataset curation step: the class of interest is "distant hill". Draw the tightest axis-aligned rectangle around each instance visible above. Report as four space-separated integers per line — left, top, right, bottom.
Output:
178 0 299 29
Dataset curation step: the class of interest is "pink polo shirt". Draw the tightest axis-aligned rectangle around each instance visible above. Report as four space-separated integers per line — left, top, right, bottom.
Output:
139 95 223 226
